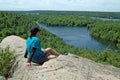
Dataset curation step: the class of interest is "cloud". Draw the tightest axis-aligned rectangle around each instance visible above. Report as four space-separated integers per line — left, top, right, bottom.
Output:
0 0 120 12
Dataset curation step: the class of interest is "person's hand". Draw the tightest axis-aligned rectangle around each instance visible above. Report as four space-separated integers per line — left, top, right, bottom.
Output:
26 62 32 66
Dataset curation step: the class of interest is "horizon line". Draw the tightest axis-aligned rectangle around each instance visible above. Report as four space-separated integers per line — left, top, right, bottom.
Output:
0 10 120 13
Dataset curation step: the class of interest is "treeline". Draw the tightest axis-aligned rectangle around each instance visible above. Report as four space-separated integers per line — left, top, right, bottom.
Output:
88 21 120 49
38 15 120 49
39 15 96 26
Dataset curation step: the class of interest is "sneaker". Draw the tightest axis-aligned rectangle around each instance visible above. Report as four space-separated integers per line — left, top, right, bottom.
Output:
61 53 68 55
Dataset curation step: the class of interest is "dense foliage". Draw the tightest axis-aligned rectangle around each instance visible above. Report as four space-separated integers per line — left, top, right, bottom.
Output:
88 21 120 49
0 47 15 76
39 15 96 26
0 11 120 76
0 11 37 41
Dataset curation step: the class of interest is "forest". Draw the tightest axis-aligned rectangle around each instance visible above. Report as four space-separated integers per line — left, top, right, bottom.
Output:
0 11 120 76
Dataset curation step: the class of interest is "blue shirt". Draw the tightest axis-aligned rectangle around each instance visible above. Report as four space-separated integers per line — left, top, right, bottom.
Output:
26 36 45 61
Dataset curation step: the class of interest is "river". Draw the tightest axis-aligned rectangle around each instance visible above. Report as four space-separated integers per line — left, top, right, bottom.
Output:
37 22 117 50
91 17 120 21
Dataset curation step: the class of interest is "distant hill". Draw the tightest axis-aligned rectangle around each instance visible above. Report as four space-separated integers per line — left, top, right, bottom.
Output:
6 10 120 18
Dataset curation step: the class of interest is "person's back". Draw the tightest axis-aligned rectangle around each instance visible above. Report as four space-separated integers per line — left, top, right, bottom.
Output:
26 36 45 61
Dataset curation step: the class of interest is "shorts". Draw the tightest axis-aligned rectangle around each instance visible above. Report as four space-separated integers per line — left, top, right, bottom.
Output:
32 54 49 65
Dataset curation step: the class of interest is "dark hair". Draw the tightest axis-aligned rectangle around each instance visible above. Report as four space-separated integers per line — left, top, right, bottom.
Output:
30 27 40 38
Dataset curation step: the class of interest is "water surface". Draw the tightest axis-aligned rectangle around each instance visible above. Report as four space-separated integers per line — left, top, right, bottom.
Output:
37 22 116 50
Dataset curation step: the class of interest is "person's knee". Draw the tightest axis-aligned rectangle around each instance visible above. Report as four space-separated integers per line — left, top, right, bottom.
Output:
45 48 52 53
47 48 52 51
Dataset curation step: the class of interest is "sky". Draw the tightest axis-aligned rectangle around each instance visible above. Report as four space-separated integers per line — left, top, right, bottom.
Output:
0 0 120 12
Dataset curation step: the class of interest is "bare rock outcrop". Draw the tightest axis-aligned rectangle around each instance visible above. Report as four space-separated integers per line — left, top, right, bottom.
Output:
0 35 120 80
0 35 26 55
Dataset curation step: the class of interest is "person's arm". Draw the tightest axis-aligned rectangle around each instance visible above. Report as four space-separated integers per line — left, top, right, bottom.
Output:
24 49 28 58
26 39 38 66
27 47 36 63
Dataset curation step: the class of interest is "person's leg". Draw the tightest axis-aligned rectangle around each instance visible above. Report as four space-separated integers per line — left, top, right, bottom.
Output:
44 48 60 59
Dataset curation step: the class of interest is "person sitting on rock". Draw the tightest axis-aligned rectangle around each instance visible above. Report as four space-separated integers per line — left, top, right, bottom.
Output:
24 27 60 66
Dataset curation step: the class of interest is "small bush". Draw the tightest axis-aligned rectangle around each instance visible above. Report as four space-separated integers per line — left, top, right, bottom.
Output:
0 47 15 77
